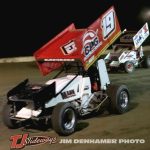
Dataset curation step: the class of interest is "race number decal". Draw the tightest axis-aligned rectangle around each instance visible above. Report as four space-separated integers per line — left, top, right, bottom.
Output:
101 9 115 39
61 40 77 55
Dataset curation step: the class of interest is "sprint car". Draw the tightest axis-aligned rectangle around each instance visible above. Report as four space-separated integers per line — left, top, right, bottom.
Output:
104 23 150 73
2 6 130 135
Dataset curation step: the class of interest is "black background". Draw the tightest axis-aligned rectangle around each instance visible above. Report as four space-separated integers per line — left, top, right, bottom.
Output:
0 0 150 57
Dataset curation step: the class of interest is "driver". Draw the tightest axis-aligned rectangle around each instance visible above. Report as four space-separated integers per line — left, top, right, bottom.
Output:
87 65 99 92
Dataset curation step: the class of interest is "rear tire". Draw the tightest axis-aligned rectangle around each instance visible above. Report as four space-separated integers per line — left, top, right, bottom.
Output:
2 104 18 128
106 85 130 114
142 56 150 68
51 103 77 136
124 61 135 73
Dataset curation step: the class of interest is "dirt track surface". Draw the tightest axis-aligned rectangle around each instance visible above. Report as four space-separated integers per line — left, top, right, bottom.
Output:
0 56 150 150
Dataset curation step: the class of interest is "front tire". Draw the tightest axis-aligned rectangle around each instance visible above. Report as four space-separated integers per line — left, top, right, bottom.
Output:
51 103 77 136
106 85 130 114
124 61 135 73
2 104 18 128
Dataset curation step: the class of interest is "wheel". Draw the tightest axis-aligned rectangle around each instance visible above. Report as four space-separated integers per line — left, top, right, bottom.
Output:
106 85 130 114
2 104 18 128
124 61 135 73
142 56 150 68
51 102 77 135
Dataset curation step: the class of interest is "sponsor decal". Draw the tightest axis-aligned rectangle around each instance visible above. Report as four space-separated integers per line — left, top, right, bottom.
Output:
61 40 77 55
61 90 76 99
133 22 149 49
10 133 57 149
82 30 102 60
84 85 89 90
101 8 115 39
44 58 75 61
88 55 95 64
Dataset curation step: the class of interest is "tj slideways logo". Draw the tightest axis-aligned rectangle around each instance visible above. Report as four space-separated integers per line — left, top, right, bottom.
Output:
10 133 57 149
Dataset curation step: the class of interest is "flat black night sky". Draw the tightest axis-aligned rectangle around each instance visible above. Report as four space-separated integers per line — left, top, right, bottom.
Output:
0 0 150 57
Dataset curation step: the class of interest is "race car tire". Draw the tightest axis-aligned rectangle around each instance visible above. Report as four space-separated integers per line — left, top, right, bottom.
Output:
51 102 77 135
106 85 130 114
124 61 135 73
2 104 18 128
142 56 150 68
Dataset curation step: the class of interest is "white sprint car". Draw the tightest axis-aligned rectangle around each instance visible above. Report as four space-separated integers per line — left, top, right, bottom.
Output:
104 23 150 73
3 60 130 135
2 6 130 135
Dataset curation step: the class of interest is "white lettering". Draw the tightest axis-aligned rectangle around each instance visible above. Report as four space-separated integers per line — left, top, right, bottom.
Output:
59 139 72 144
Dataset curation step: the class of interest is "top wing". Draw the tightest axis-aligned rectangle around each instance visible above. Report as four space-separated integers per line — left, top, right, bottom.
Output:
133 22 149 49
34 6 121 75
